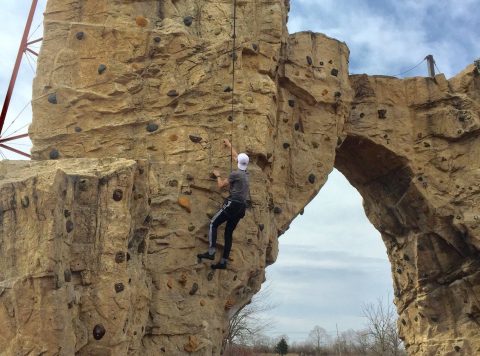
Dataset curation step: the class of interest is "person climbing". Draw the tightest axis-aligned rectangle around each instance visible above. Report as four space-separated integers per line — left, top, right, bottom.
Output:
197 139 250 269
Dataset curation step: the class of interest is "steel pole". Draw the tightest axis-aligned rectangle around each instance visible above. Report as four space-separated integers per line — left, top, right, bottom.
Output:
0 0 39 137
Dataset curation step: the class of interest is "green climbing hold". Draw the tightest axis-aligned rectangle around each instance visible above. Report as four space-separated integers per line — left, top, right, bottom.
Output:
48 93 57 104
183 16 193 26
98 64 107 74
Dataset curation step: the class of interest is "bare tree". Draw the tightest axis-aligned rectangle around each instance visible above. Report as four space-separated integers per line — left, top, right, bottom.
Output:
308 325 330 354
224 284 275 349
361 297 405 356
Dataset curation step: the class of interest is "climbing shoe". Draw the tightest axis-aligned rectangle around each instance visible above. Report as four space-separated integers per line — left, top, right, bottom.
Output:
211 261 227 270
197 252 215 260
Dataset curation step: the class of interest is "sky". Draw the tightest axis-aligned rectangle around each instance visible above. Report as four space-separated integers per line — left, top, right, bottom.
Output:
0 0 479 345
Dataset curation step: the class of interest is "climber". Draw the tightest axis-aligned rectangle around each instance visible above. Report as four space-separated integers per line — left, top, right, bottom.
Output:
197 139 250 269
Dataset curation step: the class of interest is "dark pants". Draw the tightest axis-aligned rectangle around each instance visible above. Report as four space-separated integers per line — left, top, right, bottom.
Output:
209 199 246 259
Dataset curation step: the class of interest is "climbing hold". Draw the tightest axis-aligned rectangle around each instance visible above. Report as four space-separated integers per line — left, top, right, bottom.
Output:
167 89 179 97
294 123 300 131
93 324 106 340
79 179 88 192
178 196 191 213
378 109 387 119
312 142 319 149
319 61 324 66
227 115 233 122
224 86 232 92
396 268 403 274
98 64 107 74
66 220 74 233
49 149 59 159
334 92 341 98
200 300 206 306
308 174 316 184
454 346 461 352
114 283 125 293
21 196 29 208
331 68 339 76
224 298 235 310
48 93 57 104
207 271 214 281
252 43 258 51
169 134 178 141
259 224 264 231
189 135 202 143
359 113 365 118
64 210 71 218
146 123 159 132
189 283 199 295
115 252 126 263
64 269 72 282
75 31 85 40
306 56 313 65
183 16 193 27
321 89 328 96
328 59 333 64
273 207 282 214
283 142 290 149
188 224 195 232
74 127 82 132
154 36 161 43
167 279 173 289
288 99 295 107
113 189 123 202
135 16 148 27
186 174 194 181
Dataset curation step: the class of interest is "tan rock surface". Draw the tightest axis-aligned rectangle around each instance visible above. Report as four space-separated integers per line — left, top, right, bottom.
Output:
0 0 477 354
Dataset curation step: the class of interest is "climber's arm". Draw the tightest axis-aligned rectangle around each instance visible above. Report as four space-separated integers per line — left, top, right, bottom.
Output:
223 139 238 161
213 169 230 189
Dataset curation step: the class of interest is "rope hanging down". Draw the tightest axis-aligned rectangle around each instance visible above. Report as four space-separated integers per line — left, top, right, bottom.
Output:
230 0 237 172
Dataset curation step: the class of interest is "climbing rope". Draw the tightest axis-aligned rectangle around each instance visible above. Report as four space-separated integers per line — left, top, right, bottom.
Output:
229 0 237 172
391 58 426 77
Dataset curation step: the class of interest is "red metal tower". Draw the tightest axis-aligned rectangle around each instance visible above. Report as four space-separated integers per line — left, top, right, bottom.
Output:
0 0 42 159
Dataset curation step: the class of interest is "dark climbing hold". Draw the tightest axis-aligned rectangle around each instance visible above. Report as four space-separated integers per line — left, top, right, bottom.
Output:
227 115 233 122
74 127 82 132
75 31 85 40
319 61 324 66
331 68 339 76
224 86 232 92
98 64 107 74
288 99 295 107
79 179 88 191
397 268 403 274
21 196 29 208
49 149 59 159
328 59 333 64
306 56 312 65
144 215 152 225
113 189 123 201
64 269 72 282
207 271 214 281
401 319 407 326
294 123 300 131
167 89 179 97
334 92 341 98
299 209 304 215
186 174 194 181
283 142 290 149
146 123 159 132
308 174 316 184
378 109 387 119
48 93 57 104
188 224 195 232
183 16 193 27
64 210 71 218
115 252 126 263
168 179 178 187
360 113 365 118
66 220 74 233
189 135 202 143
93 324 106 340
252 43 258 51
403 254 410 261
161 347 166 352
259 224 264 231
273 207 282 214
454 346 461 352
114 282 125 293
154 36 161 43
189 282 199 295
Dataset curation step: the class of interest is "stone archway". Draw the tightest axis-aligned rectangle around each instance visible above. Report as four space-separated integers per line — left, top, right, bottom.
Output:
0 0 479 355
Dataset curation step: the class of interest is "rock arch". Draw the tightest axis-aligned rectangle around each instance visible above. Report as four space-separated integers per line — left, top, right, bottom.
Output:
0 0 479 354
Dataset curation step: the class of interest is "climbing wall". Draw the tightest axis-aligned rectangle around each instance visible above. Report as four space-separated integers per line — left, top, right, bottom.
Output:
0 0 477 354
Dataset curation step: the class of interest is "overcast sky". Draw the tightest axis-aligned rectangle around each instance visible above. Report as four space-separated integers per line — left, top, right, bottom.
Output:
0 0 479 345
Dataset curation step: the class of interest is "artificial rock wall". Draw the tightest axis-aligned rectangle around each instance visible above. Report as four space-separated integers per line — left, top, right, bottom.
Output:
0 0 478 354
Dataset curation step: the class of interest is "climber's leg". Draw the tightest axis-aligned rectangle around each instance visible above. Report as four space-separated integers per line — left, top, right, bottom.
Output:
197 206 228 260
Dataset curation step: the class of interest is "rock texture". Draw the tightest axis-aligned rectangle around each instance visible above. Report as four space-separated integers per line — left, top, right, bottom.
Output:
0 0 477 354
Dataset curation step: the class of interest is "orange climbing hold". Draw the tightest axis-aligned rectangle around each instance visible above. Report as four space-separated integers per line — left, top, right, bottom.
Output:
135 16 148 27
178 196 191 213
184 336 200 353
